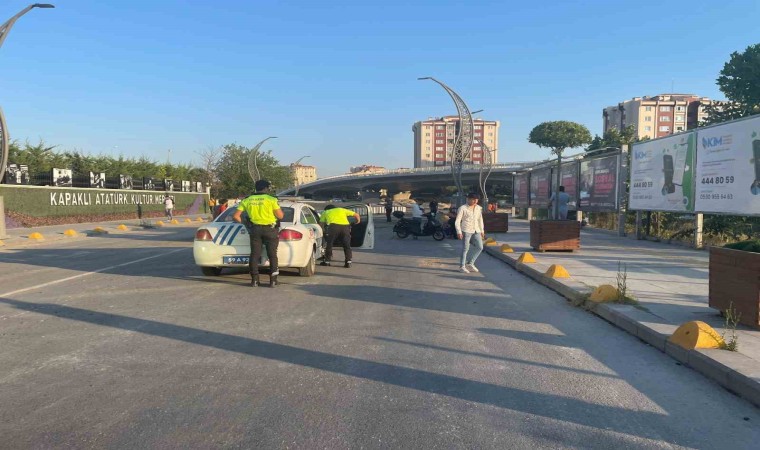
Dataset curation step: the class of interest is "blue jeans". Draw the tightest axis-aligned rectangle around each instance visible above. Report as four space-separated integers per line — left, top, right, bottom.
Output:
460 232 483 267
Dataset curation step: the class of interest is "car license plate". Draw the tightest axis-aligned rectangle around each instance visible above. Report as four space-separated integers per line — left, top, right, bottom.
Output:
223 256 249 265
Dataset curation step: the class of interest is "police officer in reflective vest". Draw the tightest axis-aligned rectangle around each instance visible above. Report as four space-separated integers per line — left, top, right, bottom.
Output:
233 179 284 287
319 204 360 268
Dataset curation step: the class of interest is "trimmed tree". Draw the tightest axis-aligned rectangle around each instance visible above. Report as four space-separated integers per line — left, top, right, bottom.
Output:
528 121 592 219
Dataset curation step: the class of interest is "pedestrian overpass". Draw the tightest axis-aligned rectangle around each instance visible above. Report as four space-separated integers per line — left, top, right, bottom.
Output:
278 162 539 199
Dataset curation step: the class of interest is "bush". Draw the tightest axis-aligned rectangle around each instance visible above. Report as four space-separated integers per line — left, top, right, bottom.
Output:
724 239 760 253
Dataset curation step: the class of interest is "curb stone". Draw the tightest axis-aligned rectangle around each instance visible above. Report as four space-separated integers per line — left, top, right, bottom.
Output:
484 245 760 408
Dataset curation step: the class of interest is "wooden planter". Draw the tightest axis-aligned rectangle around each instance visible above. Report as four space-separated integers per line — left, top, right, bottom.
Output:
709 247 760 329
529 220 580 252
483 212 508 233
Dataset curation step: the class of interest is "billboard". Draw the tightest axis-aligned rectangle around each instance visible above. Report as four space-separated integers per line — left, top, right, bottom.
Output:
579 155 618 211
52 168 73 187
514 173 529 206
694 115 760 215
4 163 29 185
90 171 106 188
143 177 156 190
553 161 579 210
119 175 133 190
181 180 191 192
630 132 695 212
529 167 552 207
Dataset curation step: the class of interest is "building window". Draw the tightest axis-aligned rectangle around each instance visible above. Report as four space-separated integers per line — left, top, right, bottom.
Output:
675 115 685 122
436 125 444 130
676 106 685 112
488 132 493 136
660 116 670 122
435 139 443 144
660 106 671 112
475 125 482 129
676 127 683 131
435 132 443 137
645 106 652 112
645 116 652 122
425 133 430 137
425 140 430 144
644 126 652 131
425 146 430 151
659 126 670 132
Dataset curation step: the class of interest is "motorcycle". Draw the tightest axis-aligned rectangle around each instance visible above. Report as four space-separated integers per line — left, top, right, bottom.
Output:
392 211 445 241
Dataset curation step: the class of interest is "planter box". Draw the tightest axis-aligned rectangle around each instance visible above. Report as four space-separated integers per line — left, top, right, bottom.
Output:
709 247 760 329
529 220 580 252
483 213 508 233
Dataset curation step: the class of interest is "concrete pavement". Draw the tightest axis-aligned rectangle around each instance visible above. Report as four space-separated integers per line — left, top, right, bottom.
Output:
484 218 760 407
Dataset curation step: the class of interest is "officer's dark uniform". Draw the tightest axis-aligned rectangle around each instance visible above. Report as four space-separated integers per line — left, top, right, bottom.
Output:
235 183 281 287
319 205 359 268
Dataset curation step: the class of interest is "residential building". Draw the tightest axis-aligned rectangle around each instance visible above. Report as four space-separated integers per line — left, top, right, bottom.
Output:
349 165 386 174
289 163 317 187
412 116 500 168
603 94 715 140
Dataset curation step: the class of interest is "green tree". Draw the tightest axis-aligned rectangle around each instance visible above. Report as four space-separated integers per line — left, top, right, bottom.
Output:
529 121 592 218
587 125 640 151
702 43 760 126
214 143 290 198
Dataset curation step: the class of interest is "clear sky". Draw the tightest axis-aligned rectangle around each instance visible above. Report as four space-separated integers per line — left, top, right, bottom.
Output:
2 0 758 177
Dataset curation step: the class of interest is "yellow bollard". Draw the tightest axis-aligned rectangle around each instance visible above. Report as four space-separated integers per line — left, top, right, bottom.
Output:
170 219 179 225
545 264 570 278
669 321 725 350
184 218 192 223
93 227 107 233
28 232 44 241
117 224 129 231
517 252 536 263
63 229 78 237
155 221 165 227
589 285 619 302
500 244 514 253
196 217 204 222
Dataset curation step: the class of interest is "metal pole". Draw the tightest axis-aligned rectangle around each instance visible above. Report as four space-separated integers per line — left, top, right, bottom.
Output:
0 4 55 239
247 136 277 183
694 213 704 249
292 155 310 197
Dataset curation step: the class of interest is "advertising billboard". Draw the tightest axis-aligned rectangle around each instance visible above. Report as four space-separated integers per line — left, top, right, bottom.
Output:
529 167 552 207
694 115 760 215
514 173 529 206
579 155 618 211
52 168 73 187
630 132 695 212
4 163 29 185
89 171 106 188
553 161 579 210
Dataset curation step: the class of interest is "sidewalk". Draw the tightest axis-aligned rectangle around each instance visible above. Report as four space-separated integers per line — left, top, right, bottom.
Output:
0 214 210 249
484 219 760 407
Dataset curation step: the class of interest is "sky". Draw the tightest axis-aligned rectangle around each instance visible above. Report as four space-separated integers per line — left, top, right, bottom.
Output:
1 0 759 177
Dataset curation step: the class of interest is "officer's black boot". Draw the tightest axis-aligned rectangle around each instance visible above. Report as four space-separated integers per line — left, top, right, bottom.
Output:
320 260 330 266
251 274 260 287
344 260 352 268
270 275 279 287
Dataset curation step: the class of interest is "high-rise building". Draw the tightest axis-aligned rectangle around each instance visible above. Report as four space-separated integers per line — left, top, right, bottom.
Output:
289 163 317 187
603 94 715 140
412 116 499 168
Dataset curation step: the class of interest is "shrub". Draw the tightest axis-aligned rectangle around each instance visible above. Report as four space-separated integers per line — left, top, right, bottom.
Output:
724 239 760 253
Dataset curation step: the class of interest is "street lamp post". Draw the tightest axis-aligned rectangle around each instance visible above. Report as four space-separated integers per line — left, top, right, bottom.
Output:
291 155 310 197
247 136 277 183
0 3 55 240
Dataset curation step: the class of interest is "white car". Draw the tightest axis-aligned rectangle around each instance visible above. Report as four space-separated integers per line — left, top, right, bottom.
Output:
193 200 374 277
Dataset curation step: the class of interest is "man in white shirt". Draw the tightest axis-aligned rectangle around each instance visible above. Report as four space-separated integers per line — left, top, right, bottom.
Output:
455 193 485 273
164 195 175 221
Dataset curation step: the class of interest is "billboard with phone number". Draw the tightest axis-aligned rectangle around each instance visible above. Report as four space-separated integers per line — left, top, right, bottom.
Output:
694 115 760 215
629 132 695 212
514 172 529 206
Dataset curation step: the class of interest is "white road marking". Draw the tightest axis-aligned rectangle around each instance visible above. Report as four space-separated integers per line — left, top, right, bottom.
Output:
0 248 188 299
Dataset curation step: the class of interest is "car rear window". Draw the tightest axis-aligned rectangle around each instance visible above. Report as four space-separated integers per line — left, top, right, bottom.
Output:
216 206 295 223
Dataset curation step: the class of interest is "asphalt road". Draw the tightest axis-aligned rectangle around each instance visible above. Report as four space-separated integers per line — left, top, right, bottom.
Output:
1 221 758 449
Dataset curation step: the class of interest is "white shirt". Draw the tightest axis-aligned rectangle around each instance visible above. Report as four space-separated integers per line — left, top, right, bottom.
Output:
411 203 423 218
455 204 484 234
164 198 174 209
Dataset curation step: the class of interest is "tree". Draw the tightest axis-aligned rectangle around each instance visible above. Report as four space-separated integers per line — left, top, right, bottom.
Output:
587 125 640 151
528 121 592 219
702 43 760 126
195 146 220 196
214 143 290 198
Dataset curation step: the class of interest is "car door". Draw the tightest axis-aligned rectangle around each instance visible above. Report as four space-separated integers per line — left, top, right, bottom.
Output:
300 206 324 256
343 204 374 249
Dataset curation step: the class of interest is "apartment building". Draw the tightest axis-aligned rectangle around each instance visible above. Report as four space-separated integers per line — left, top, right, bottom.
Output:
412 116 499 168
289 163 317 187
603 94 714 140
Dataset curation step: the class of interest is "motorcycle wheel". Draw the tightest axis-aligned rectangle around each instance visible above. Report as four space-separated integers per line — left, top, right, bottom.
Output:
432 230 445 241
396 229 409 239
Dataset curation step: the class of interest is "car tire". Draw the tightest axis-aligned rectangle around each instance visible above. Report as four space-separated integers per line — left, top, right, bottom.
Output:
201 266 222 276
299 248 316 277
396 229 409 239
